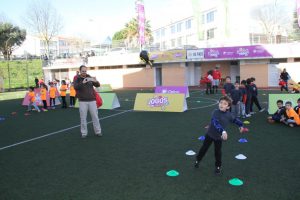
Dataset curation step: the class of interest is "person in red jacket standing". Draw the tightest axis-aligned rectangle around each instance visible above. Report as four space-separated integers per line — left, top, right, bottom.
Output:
212 66 222 94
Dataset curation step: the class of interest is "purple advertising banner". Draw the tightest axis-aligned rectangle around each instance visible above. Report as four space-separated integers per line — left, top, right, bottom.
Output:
155 86 190 98
136 1 145 45
204 45 272 60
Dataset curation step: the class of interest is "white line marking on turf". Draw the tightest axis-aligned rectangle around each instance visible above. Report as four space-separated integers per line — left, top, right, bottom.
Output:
188 99 219 110
0 110 132 151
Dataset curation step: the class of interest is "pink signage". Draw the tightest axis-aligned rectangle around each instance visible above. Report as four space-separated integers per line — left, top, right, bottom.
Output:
297 0 300 27
136 1 145 45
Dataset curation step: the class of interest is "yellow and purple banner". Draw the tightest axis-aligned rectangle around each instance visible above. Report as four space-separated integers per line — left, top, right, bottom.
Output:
149 50 186 62
134 93 187 112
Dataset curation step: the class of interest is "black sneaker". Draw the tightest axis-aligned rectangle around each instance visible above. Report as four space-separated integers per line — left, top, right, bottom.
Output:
194 160 199 168
215 167 221 174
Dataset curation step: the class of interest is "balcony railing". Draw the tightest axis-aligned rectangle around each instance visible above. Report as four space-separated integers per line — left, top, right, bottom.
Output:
42 52 141 68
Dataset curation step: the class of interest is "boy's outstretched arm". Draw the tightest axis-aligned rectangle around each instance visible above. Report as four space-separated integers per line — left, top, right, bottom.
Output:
211 117 225 134
211 118 228 140
232 118 248 133
232 118 243 127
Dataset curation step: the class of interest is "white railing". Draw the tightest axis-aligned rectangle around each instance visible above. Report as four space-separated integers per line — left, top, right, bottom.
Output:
43 52 142 68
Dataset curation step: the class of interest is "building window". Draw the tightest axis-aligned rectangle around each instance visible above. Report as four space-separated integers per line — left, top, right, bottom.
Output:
177 22 182 32
199 31 205 40
177 37 182 46
207 28 215 40
59 40 67 46
156 30 160 38
185 19 192 29
171 25 175 34
162 41 166 50
252 35 260 44
201 14 205 24
50 41 57 48
171 39 175 47
206 10 216 23
161 28 165 37
40 40 46 47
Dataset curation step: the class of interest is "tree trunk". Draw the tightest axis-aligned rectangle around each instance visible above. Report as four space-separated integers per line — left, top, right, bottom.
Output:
45 40 50 59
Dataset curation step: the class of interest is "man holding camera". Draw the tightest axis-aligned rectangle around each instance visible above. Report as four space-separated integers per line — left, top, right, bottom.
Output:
74 65 102 138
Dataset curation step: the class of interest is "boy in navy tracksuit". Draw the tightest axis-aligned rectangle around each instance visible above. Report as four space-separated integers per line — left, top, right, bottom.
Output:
194 96 245 174
250 77 264 113
222 76 235 96
239 80 247 118
230 81 242 118
245 78 253 117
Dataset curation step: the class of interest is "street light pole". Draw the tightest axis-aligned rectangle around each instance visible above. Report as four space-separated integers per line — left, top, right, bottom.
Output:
5 36 13 90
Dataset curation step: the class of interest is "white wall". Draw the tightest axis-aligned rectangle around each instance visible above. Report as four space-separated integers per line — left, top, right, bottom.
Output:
268 64 281 86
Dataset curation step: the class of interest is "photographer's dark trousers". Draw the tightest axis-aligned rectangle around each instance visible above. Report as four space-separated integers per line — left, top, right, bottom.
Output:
196 135 222 167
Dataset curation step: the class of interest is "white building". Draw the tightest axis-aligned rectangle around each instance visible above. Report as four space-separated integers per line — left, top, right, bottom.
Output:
12 35 90 58
193 0 252 47
152 16 198 50
152 0 295 49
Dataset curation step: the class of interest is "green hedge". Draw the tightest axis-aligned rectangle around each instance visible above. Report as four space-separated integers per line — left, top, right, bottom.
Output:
0 60 43 89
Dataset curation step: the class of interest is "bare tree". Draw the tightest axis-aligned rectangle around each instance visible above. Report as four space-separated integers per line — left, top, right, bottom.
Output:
24 0 63 58
251 0 292 43
0 13 9 23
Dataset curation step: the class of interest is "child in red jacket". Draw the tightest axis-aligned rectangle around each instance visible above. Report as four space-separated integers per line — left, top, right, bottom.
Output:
279 79 287 92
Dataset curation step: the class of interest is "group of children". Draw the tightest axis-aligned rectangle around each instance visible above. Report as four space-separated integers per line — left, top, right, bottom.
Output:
27 80 76 112
268 98 300 127
222 76 265 119
194 76 270 174
201 71 265 119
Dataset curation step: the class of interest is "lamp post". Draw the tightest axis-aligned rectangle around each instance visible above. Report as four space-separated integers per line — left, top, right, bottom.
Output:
5 36 13 90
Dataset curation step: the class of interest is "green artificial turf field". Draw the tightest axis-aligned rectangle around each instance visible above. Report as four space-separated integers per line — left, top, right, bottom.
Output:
0 89 299 200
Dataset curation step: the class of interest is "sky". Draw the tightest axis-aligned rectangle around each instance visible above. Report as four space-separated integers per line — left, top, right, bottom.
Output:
0 0 193 43
0 0 295 43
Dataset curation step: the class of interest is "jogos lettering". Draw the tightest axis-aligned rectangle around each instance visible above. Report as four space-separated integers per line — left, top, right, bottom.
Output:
148 96 169 110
